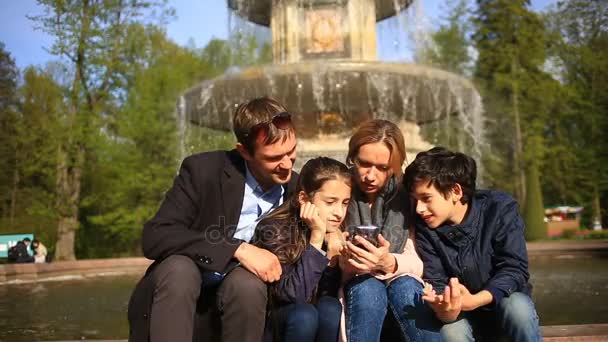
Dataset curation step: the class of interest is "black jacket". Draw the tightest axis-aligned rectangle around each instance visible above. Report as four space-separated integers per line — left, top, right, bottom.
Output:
128 150 298 342
253 218 339 306
415 190 531 308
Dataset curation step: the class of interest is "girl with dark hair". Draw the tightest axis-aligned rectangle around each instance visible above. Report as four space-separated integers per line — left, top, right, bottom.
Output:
254 157 352 342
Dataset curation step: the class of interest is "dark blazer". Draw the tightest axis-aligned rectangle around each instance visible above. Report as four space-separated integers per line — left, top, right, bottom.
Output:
128 149 299 342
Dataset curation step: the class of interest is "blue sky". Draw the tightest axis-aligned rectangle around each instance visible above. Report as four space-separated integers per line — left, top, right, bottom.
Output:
0 0 556 69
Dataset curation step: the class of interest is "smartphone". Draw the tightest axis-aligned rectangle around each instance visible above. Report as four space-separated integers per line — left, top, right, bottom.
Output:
349 225 380 247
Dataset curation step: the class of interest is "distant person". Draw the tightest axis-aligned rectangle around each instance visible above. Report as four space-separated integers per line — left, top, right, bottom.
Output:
404 147 541 342
32 239 48 263
8 238 34 263
128 97 299 342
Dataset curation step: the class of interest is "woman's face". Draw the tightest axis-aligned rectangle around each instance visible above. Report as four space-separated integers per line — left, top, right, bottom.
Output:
353 142 392 197
307 178 351 233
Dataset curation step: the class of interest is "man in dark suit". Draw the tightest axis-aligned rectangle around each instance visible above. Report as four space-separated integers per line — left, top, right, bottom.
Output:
128 97 299 342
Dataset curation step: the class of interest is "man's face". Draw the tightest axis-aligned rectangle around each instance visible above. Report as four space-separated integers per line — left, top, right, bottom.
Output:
240 132 297 190
411 180 461 229
354 142 392 197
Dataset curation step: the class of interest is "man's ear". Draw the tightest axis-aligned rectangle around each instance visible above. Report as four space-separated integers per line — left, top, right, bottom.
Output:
451 183 463 203
236 143 253 162
298 191 309 206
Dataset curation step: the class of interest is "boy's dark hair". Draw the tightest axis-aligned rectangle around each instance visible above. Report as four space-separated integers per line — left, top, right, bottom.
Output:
23 237 31 242
403 147 476 204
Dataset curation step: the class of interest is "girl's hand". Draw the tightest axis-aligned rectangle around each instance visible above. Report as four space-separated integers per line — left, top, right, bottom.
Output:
300 202 325 249
325 231 346 259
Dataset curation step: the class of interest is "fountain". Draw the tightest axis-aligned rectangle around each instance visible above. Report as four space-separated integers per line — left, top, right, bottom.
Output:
180 0 484 168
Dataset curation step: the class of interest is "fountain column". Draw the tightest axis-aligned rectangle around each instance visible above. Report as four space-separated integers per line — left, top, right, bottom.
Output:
186 0 484 171
271 0 378 63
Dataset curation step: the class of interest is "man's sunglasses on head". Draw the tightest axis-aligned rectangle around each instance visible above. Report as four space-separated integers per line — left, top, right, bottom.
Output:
245 112 292 141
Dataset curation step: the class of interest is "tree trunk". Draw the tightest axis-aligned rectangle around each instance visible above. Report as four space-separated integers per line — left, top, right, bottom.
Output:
9 158 19 226
54 142 84 261
592 181 602 227
511 58 526 206
54 4 90 261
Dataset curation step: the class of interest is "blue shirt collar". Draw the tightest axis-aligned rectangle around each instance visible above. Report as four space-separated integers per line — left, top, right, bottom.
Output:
244 162 284 198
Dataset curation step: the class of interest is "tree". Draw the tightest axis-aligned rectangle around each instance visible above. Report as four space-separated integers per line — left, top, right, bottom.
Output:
542 0 608 227
420 0 474 76
30 0 173 260
14 66 64 247
0 42 19 223
524 162 546 240
473 0 547 209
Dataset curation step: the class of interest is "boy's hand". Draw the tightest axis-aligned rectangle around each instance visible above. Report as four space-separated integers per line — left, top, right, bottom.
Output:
459 285 493 311
234 243 282 282
423 278 463 322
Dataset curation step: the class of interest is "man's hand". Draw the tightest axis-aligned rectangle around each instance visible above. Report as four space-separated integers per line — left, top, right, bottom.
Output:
234 243 282 282
345 234 396 275
300 202 326 249
422 278 463 322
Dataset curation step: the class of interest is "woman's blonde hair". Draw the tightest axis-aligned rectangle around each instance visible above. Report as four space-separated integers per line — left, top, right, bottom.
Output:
346 119 407 179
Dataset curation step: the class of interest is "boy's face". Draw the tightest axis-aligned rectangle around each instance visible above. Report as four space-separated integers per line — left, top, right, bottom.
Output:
411 180 464 228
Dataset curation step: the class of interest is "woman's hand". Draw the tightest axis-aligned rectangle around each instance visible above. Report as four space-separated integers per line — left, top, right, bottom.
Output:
345 234 396 275
300 202 325 249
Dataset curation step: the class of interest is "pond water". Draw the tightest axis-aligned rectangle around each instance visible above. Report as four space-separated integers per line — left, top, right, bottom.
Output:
0 254 606 341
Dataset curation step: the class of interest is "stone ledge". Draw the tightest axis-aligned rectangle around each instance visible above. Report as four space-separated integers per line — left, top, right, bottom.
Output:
543 324 608 341
46 324 608 342
0 257 152 283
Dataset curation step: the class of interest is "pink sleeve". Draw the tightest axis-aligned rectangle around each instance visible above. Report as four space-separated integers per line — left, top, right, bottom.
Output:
374 237 424 284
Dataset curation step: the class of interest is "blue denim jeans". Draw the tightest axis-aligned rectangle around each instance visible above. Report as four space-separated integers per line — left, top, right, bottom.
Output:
273 296 342 342
345 275 441 342
440 292 541 342
387 276 443 341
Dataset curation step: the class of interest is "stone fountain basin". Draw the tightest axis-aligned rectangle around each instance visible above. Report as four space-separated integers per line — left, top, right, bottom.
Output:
182 60 480 138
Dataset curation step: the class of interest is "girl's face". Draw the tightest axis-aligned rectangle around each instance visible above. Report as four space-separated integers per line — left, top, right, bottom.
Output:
306 178 351 233
354 142 392 196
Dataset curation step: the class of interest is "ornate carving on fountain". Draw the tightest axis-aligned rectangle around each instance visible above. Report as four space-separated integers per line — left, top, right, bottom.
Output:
306 8 345 55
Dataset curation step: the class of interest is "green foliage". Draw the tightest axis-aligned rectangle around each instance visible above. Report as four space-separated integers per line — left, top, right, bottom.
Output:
0 64 63 252
420 0 474 76
472 0 548 209
541 0 608 227
0 42 19 221
524 163 547 241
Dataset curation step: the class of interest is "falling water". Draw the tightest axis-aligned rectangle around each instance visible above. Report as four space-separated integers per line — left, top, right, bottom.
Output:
179 0 487 177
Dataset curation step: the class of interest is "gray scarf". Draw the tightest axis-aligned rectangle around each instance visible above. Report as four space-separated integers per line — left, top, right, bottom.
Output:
345 175 409 253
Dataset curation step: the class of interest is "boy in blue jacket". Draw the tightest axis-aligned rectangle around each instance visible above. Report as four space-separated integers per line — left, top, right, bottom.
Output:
403 147 541 342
